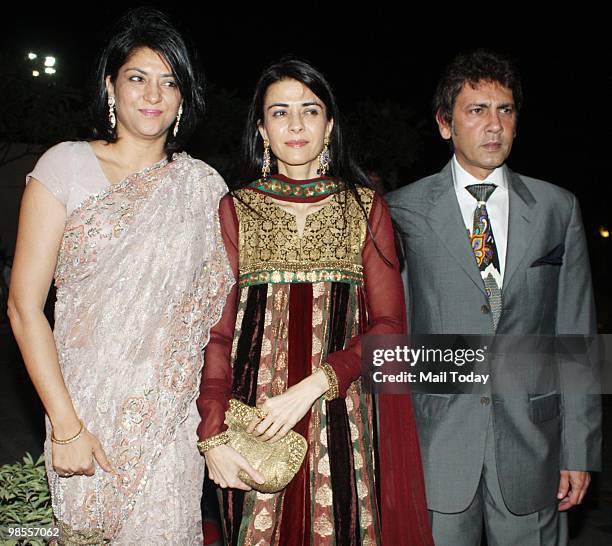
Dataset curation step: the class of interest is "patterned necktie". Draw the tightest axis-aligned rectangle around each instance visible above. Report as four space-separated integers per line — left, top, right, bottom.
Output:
466 184 502 329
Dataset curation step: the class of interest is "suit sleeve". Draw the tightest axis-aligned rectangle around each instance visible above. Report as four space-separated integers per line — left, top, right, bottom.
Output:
556 194 601 471
325 193 407 397
196 194 239 441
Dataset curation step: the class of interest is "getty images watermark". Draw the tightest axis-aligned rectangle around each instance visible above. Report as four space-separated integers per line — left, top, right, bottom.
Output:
372 344 490 385
361 334 609 396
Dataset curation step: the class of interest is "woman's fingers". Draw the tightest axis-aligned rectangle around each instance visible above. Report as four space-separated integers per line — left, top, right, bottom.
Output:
253 414 275 436
259 418 284 441
268 423 292 444
210 465 251 490
246 415 261 434
82 459 96 477
53 432 112 477
236 458 265 485
205 446 258 490
92 438 113 473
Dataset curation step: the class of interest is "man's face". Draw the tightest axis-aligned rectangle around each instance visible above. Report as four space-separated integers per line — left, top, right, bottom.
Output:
437 80 517 180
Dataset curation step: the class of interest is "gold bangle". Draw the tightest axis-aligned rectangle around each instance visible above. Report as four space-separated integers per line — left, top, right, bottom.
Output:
320 362 340 401
51 420 85 445
197 431 231 455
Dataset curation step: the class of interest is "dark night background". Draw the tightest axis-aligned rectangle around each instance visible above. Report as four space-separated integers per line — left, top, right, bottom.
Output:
4 7 609 324
1 5 611 544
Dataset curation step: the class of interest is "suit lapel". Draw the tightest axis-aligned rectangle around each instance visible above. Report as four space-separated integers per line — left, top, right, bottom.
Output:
426 162 487 296
502 167 537 291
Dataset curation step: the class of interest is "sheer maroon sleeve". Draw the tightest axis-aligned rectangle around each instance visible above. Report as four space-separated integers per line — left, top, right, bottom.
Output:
196 194 239 441
325 193 406 397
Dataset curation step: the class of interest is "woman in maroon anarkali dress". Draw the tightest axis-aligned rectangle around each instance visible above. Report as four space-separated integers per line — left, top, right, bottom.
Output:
196 59 433 546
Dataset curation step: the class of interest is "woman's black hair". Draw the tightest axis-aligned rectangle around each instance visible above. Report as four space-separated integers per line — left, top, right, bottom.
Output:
236 57 392 265
237 57 371 192
90 7 205 157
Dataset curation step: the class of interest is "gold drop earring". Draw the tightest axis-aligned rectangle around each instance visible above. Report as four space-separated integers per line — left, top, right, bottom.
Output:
317 137 331 175
108 96 116 129
262 139 271 179
173 104 183 137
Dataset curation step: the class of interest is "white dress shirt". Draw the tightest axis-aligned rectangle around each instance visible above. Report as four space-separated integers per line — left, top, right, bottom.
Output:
452 155 509 285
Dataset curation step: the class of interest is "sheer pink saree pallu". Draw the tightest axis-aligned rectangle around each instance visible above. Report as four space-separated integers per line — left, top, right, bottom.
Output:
45 154 233 545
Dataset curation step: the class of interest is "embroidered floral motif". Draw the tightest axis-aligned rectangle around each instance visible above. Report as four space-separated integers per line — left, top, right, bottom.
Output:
315 484 333 507
234 188 373 288
249 177 340 198
254 508 273 532
48 154 233 542
313 514 334 537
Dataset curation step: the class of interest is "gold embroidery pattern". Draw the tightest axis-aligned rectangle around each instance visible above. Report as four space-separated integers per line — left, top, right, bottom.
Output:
241 284 290 545
234 188 373 288
197 431 230 454
315 483 333 507
241 267 363 287
309 287 336 540
313 514 334 537
232 251 383 542
56 519 109 545
250 177 340 198
253 508 273 532
320 362 339 401
348 372 380 540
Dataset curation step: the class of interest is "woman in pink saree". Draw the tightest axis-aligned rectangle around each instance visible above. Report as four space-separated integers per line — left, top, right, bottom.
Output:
8 8 232 544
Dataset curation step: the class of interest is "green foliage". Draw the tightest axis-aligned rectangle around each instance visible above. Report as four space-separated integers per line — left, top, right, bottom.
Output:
0 452 52 545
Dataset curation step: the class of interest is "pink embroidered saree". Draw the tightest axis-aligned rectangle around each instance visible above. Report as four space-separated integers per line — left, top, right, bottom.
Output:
42 151 233 544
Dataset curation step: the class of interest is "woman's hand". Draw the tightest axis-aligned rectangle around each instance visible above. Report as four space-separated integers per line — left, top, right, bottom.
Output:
247 369 329 443
205 445 265 490
52 427 113 478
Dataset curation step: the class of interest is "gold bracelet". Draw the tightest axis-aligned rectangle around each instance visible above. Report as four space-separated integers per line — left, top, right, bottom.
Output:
320 362 340 401
51 420 85 445
197 431 230 455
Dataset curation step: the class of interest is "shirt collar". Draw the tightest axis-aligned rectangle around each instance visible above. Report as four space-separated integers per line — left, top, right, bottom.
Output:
452 155 508 192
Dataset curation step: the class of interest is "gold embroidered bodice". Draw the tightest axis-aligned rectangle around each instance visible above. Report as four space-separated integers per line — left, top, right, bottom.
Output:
234 187 374 287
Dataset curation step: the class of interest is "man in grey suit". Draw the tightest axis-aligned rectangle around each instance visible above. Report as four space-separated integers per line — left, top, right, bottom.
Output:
386 49 601 545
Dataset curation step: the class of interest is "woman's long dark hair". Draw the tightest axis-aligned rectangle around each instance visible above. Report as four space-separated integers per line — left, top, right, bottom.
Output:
90 7 205 157
235 58 391 262
236 58 372 191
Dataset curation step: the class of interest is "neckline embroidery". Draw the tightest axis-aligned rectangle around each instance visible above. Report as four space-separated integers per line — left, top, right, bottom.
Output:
249 176 340 198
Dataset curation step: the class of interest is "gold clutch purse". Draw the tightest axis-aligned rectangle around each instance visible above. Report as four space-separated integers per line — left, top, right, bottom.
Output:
224 399 308 493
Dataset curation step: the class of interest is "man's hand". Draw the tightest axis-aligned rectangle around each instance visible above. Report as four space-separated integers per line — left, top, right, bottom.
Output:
557 470 591 511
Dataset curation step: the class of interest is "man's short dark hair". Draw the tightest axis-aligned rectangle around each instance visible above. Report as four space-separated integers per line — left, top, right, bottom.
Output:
433 49 523 125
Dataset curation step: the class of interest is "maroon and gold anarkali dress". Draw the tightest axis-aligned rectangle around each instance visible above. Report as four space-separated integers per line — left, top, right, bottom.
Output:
197 174 432 545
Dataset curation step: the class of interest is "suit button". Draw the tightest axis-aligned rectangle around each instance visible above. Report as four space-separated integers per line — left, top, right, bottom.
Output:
481 305 490 314
480 397 490 406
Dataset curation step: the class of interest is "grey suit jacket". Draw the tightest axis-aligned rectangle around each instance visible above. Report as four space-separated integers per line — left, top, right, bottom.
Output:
386 161 601 515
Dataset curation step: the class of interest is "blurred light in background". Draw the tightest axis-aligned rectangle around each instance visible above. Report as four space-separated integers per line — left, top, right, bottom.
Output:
26 52 58 77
